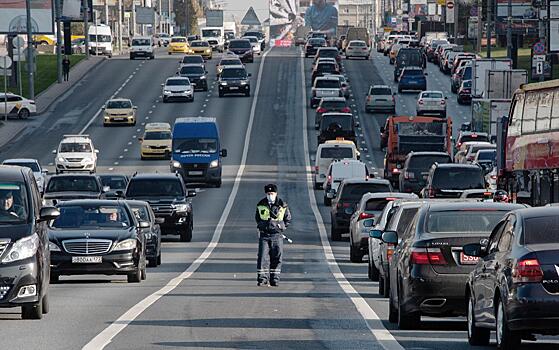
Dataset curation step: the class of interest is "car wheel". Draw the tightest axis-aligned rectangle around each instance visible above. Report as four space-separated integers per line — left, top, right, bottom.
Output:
324 196 331 206
218 92 223 98
41 293 49 314
398 284 420 329
314 182 321 190
349 245 363 263
378 275 385 295
141 261 147 280
467 295 490 345
50 273 59 284
180 219 193 242
168 52 171 55
382 273 390 297
330 226 341 241
214 180 222 188
245 90 250 97
129 54 134 60
18 108 30 119
388 291 398 323
148 258 157 267
496 296 521 349
22 301 43 319
368 257 379 281
157 253 162 265
163 96 168 103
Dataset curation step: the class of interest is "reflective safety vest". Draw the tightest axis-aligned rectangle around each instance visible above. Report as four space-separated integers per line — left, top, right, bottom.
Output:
257 205 287 221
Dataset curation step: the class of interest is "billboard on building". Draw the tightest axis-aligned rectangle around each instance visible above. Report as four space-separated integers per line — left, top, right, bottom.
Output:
0 0 54 34
304 0 338 36
270 0 301 42
206 9 224 27
494 0 538 34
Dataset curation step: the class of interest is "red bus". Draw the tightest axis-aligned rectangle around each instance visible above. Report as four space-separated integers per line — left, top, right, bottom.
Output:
499 79 559 206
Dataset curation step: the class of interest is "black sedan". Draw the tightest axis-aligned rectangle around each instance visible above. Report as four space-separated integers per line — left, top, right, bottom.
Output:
465 206 559 348
43 174 105 205
178 64 208 91
127 200 162 267
385 201 524 329
48 200 148 283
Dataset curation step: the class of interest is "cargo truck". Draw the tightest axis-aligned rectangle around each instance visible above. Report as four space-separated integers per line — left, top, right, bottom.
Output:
471 58 512 98
471 98 511 140
484 69 528 99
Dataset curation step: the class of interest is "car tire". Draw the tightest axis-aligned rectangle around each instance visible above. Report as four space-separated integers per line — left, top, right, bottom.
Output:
324 196 331 206
22 301 43 320
219 92 223 98
127 263 142 283
349 245 363 263
129 54 134 60
388 292 398 323
141 261 147 280
330 226 342 241
180 219 193 242
398 284 420 329
378 275 385 295
41 293 49 314
168 52 172 55
467 295 490 345
368 258 379 281
382 273 390 297
18 108 30 119
163 96 168 103
148 258 157 267
214 180 222 188
50 273 59 284
314 182 321 190
245 90 250 97
496 296 521 349
157 253 161 265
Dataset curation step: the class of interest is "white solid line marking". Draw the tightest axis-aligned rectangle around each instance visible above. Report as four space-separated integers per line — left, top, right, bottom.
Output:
123 149 128 152
300 53 404 350
114 162 119 165
82 47 272 350
128 142 132 145
108 167 114 171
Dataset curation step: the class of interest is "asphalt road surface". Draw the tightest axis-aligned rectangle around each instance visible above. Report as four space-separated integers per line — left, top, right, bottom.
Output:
0 46 557 349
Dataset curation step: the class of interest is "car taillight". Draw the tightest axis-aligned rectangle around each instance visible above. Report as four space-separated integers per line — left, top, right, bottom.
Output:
512 259 543 283
467 156 475 161
428 187 436 198
341 107 351 113
327 175 332 184
440 100 446 105
418 99 424 105
392 168 401 174
317 107 326 113
490 175 497 180
387 243 395 262
358 212 374 221
411 248 447 265
404 171 415 179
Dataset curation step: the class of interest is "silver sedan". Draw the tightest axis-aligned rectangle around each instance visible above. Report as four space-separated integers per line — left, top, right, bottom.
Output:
416 90 447 117
365 85 395 113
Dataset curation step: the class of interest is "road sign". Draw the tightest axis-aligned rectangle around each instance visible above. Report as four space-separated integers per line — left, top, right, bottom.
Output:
447 0 455 9
0 56 12 69
531 54 552 80
241 7 261 26
533 41 546 55
0 69 12 76
12 36 25 49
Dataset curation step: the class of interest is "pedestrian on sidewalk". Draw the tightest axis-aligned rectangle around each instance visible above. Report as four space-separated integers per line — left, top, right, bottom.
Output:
62 55 70 81
255 183 291 287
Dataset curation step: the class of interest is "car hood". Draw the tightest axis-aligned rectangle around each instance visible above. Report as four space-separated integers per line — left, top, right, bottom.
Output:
105 108 133 115
49 228 135 244
164 85 192 92
58 152 94 159
0 223 33 241
181 73 203 79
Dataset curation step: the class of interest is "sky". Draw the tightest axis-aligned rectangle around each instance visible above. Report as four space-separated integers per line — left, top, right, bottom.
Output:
220 0 269 24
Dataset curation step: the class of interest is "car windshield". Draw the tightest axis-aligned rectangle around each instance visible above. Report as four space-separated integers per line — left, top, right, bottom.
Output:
365 198 391 211
132 39 150 46
340 184 391 200
408 155 451 169
477 150 496 161
144 131 171 140
60 142 92 153
321 100 347 109
421 92 443 99
404 69 423 76
107 100 132 109
370 87 391 95
173 138 217 154
202 29 221 37
317 64 337 72
99 176 127 190
432 168 484 189
46 177 99 193
315 80 340 88
3 161 40 172
426 210 508 234
0 183 28 223
191 41 209 47
350 41 366 47
182 56 204 64
309 39 326 45
321 116 352 130
180 66 205 75
397 51 422 65
52 205 130 229
171 37 186 43
320 147 353 158
131 205 150 222
221 68 247 79
127 179 184 197
166 78 190 86
229 40 251 49
89 34 111 42
523 216 559 244
220 59 242 66
319 50 338 58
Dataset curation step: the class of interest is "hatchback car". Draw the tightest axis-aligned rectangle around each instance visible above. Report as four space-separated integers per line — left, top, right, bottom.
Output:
162 77 193 103
345 40 370 59
399 151 452 194
53 135 98 174
0 93 36 119
322 159 369 206
139 122 172 160
317 112 357 145
385 201 524 329
102 98 137 126
218 65 251 97
227 39 253 63
416 91 447 117
178 64 208 91
330 178 391 241
365 85 395 113
314 97 351 129
465 207 559 348
187 40 212 59
168 36 189 55
398 67 427 92
420 163 485 198
310 76 343 107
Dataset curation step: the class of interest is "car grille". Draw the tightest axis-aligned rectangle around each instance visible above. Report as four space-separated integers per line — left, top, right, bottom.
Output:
149 145 168 149
62 239 113 255
66 158 83 162
149 203 174 216
183 163 209 170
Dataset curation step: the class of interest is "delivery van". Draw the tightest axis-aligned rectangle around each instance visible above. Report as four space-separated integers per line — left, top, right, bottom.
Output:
88 24 113 57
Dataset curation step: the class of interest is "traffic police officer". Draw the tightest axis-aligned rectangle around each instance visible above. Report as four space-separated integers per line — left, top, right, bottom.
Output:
255 184 291 286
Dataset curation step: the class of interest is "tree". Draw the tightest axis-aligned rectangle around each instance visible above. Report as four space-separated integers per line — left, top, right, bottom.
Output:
173 0 203 35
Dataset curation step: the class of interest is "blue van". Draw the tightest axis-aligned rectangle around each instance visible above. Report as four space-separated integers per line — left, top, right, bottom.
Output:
170 117 227 187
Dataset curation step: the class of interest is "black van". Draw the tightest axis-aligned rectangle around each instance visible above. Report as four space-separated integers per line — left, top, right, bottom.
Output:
0 165 59 319
318 113 358 144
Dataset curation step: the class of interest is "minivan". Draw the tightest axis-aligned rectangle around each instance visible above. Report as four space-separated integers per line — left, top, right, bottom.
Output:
322 159 370 205
88 24 113 57
314 140 359 189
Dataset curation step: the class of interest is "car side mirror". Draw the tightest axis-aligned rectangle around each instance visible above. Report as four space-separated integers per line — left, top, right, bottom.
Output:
138 137 143 142
38 207 60 222
369 229 383 239
161 83 164 87
380 126 385 133
326 189 335 199
94 149 99 154
133 106 138 109
102 186 110 193
42 169 48 175
52 149 57 154
155 217 165 224
248 73 252 77
382 230 398 244
463 243 486 257
139 221 150 228
187 190 197 197
220 149 228 157
355 121 360 128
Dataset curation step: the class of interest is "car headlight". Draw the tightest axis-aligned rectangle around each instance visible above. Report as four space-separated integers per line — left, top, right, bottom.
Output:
49 241 61 252
144 232 154 240
57 156 65 162
209 159 219 168
240 81 248 85
174 204 189 212
164 90 172 94
2 234 39 263
220 81 228 86
113 239 137 251
172 160 181 168
82 157 94 164
200 75 206 80
205 49 211 53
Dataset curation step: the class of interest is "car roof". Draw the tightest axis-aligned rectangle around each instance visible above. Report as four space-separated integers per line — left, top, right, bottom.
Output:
424 201 524 212
467 141 494 147
349 40 366 44
322 112 353 117
220 57 241 62
341 178 390 185
57 199 128 206
420 90 444 95
319 97 346 102
130 173 182 181
97 173 128 178
61 135 92 142
371 84 391 89
514 206 559 219
360 192 417 201
107 98 131 102
49 173 98 178
407 151 450 158
403 66 423 70
459 131 488 137
180 63 204 68
125 199 150 207
0 165 29 180
145 122 171 130
321 140 356 147
171 36 187 39
132 36 151 40
191 40 209 44
222 65 246 70
434 163 481 169
316 76 340 81
2 158 39 164
183 55 203 59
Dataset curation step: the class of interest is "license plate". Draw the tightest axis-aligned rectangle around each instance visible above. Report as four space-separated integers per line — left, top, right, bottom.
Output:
460 252 479 265
229 87 239 90
188 171 203 176
113 117 124 121
72 256 102 263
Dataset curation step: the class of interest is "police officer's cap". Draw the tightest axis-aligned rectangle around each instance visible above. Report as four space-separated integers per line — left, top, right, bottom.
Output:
264 184 277 193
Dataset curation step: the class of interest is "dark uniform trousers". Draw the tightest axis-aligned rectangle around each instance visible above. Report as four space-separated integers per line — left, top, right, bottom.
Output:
257 233 283 284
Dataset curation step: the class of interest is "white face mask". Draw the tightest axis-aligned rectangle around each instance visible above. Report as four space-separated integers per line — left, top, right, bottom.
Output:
266 193 277 203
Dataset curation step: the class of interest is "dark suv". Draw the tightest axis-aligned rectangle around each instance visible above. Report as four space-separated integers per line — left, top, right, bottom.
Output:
305 38 327 57
125 173 196 242
421 163 485 198
178 64 208 91
399 152 452 194
218 65 251 97
0 165 60 319
227 39 254 63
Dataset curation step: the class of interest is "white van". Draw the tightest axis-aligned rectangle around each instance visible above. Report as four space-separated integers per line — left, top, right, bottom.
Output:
323 159 369 205
130 36 155 60
88 24 113 57
314 140 359 189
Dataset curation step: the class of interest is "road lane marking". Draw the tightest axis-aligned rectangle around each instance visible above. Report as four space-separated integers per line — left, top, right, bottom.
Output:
82 48 272 350
300 52 404 350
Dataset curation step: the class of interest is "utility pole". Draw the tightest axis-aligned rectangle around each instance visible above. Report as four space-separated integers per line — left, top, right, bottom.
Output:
84 0 90 58
476 0 482 52
25 0 34 100
118 0 122 53
506 0 512 59
486 0 492 57
55 0 62 83
105 0 109 24
185 0 189 35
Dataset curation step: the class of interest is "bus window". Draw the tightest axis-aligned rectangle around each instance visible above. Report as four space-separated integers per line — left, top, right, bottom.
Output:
552 91 559 130
536 91 552 131
509 94 523 136
522 92 538 133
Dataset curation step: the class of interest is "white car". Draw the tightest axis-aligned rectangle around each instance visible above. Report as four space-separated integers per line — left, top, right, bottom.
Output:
242 36 261 55
130 36 155 60
156 32 170 46
322 159 368 205
314 140 359 189
345 40 370 59
53 135 98 174
2 158 47 193
416 90 447 117
0 93 36 119
162 76 194 102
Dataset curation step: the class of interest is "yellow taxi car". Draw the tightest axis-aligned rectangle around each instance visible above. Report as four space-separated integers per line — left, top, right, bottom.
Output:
139 122 172 159
102 98 137 126
389 44 402 64
188 40 212 60
168 36 189 55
